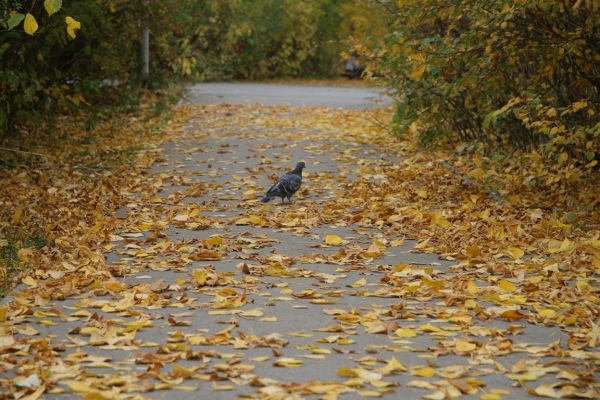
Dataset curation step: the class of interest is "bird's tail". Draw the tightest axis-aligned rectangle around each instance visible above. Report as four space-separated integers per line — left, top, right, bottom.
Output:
261 196 273 203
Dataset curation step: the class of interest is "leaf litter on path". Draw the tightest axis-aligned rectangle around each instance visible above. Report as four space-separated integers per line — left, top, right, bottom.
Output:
0 103 598 399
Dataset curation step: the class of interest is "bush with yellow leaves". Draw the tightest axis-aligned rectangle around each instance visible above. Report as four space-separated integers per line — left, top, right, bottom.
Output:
378 0 599 171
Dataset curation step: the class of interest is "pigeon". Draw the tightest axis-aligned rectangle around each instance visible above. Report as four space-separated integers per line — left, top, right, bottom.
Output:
261 162 305 204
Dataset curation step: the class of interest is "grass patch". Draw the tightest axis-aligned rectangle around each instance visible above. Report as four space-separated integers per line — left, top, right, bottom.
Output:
0 231 48 297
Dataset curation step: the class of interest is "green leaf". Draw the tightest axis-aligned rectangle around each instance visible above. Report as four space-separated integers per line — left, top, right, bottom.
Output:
44 0 63 16
7 13 25 30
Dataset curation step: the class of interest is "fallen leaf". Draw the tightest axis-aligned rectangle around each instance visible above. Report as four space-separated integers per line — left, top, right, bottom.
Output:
325 235 344 245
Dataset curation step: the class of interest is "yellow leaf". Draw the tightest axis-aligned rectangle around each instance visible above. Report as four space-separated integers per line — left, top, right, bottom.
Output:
416 189 428 198
22 276 38 288
466 280 478 295
0 336 15 347
355 368 383 382
65 381 94 393
480 395 502 400
538 309 556 318
20 386 46 400
390 238 405 246
455 340 477 352
430 211 449 227
250 356 270 362
449 315 472 324
104 280 122 292
423 392 446 400
206 236 223 246
137 223 152 231
528 384 559 398
468 168 486 179
121 319 153 332
507 373 541 382
546 107 557 117
17 248 33 262
239 308 263 318
235 215 264 226
350 278 367 288
17 325 39 336
193 270 206 286
173 386 197 392
12 206 24 224
572 100 587 112
338 366 357 377
503 247 524 260
499 310 525 321
211 383 233 391
548 238 574 254
411 367 436 378
187 334 208 345
365 241 384 257
409 65 426 81
24 13 38 35
557 152 568 164
172 363 194 378
395 328 417 338
274 357 303 368
311 347 331 355
498 280 517 293
65 16 81 39
466 245 481 257
379 357 407 374
464 299 478 309
325 235 343 245
419 324 442 333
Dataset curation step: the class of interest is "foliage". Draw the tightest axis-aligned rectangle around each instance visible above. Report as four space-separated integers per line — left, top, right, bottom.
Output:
0 0 387 137
156 0 388 80
0 230 46 297
378 0 599 170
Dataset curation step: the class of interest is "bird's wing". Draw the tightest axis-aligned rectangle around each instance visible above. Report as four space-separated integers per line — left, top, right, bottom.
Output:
266 180 282 197
285 174 302 193
266 173 301 197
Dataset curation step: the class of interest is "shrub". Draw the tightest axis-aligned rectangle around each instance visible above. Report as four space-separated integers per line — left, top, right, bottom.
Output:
378 0 599 168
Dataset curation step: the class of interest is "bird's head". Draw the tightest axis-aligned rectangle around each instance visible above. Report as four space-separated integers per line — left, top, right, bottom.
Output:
292 161 306 175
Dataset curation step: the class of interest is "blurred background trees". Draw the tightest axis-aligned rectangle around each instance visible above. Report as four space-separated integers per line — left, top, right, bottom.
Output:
0 0 387 136
2 0 598 176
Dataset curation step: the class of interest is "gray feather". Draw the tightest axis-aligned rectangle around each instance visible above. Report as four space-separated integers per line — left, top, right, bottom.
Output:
261 162 305 203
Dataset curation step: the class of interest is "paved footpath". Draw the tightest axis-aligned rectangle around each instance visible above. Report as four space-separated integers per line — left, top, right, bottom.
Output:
2 83 591 400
